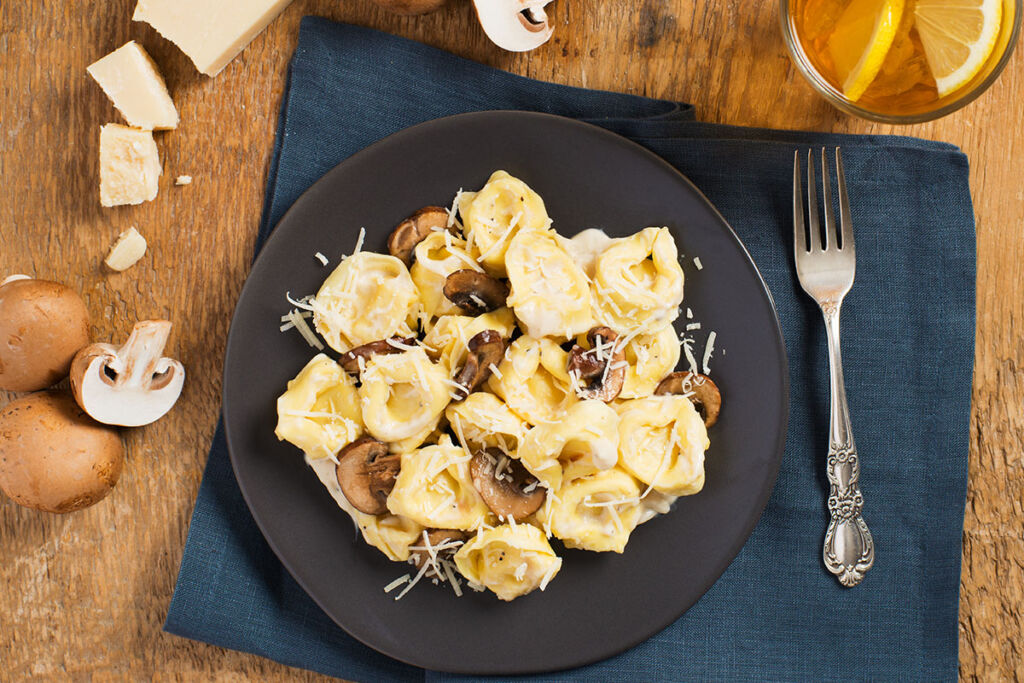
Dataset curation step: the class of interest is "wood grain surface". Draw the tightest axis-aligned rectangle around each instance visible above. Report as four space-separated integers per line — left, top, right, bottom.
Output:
1 1 1021 680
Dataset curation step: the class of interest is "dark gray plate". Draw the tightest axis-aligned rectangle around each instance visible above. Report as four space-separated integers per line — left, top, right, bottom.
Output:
223 111 788 675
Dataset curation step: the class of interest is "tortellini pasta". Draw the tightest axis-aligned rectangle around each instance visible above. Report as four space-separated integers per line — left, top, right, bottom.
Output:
616 396 709 496
422 308 516 373
314 251 420 351
537 468 643 553
505 229 594 339
276 171 717 602
454 524 562 601
617 325 682 399
445 392 527 455
387 436 491 531
459 170 551 276
359 348 451 451
517 400 619 491
487 335 576 426
275 354 363 459
592 227 685 334
411 231 483 318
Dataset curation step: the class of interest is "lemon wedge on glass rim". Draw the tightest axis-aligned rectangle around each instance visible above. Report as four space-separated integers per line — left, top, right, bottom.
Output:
827 0 905 102
915 0 1003 97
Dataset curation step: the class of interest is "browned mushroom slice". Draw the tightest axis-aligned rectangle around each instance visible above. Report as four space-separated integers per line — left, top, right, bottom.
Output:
567 326 626 402
409 529 470 568
443 270 510 315
338 337 417 375
335 437 401 515
452 330 506 399
654 371 722 428
470 448 545 522
387 206 452 265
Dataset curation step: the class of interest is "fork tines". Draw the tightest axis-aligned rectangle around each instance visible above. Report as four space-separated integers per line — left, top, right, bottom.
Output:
793 147 855 256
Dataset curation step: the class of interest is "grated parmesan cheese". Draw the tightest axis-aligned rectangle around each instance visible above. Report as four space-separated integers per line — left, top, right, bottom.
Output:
693 256 703 270
384 574 411 593
314 252 328 266
686 322 701 331
702 331 716 374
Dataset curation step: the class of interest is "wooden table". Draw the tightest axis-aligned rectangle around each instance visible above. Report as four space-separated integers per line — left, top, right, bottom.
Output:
1 1 1021 680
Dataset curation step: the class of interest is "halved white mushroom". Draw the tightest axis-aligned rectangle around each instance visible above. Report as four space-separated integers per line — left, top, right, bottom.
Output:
69 320 185 427
473 0 555 52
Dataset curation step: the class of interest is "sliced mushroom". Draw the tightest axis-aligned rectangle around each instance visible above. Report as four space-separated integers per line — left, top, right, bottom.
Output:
453 330 506 398
335 437 401 515
387 206 452 266
473 0 555 52
69 320 184 427
567 326 626 402
443 270 510 315
655 371 722 427
339 337 417 376
409 529 470 568
470 448 545 522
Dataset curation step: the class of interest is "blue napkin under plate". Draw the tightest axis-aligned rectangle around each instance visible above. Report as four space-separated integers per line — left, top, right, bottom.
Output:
165 17 974 682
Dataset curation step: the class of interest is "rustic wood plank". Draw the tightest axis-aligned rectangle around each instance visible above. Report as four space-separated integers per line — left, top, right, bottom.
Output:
1 0 1020 680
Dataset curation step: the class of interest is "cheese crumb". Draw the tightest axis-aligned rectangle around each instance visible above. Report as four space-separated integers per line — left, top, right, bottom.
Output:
175 175 193 186
693 256 703 270
104 227 147 271
314 252 328 266
702 331 717 374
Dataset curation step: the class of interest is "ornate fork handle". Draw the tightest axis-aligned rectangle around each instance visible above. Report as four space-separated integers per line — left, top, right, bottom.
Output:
820 301 874 587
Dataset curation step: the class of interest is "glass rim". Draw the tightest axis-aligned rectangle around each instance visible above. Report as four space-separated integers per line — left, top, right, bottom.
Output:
779 0 1023 124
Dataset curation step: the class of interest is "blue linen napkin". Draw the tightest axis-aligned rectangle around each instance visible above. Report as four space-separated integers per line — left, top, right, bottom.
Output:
165 17 974 682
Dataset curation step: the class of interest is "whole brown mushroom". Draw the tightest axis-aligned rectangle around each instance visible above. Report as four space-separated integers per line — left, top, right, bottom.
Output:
0 391 124 513
0 277 91 392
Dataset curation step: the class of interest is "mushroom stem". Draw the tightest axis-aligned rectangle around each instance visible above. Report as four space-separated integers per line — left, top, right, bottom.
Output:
115 320 173 385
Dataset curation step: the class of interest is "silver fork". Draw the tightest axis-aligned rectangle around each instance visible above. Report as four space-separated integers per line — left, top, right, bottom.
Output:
793 148 874 587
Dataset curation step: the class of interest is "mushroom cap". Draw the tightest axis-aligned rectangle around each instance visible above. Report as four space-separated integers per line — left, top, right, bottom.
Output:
473 0 555 52
0 391 124 513
470 448 545 522
335 437 401 515
371 0 447 15
453 330 506 398
387 206 452 266
338 337 417 376
568 326 626 402
655 371 722 427
0 278 91 392
70 320 185 427
443 270 510 315
409 529 469 567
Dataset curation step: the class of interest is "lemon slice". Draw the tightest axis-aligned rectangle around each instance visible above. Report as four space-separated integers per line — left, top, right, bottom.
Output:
915 0 1002 96
827 0 905 102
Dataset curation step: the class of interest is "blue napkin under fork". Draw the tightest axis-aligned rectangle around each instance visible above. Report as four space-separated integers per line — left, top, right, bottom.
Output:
165 17 975 682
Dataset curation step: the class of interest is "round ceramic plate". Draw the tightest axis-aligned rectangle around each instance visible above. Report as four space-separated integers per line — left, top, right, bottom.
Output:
223 111 788 675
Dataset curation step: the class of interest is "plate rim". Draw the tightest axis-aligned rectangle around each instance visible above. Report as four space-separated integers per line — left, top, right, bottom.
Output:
222 110 790 675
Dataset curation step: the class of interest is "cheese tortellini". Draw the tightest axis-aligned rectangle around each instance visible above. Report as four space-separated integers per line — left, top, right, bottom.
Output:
359 348 451 451
487 335 576 426
616 396 710 496
517 400 619 491
454 524 562 601
275 354 363 459
314 252 420 351
387 436 491 531
505 229 593 339
276 171 717 603
592 227 685 334
459 170 551 276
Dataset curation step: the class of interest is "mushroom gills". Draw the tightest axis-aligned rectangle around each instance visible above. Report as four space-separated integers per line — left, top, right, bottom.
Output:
453 330 506 398
654 371 722 427
335 437 402 515
470 448 545 522
387 206 454 266
567 326 626 402
339 337 418 376
443 270 510 315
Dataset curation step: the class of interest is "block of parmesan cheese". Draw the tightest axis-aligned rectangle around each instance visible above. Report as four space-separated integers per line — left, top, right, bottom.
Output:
100 124 161 207
87 41 178 130
132 0 293 77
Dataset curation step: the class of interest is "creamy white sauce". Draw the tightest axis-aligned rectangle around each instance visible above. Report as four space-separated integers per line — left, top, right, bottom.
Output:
637 490 678 524
563 228 617 278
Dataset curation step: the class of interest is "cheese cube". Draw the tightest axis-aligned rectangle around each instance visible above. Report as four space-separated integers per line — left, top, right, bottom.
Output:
99 124 161 207
132 0 293 77
87 41 178 130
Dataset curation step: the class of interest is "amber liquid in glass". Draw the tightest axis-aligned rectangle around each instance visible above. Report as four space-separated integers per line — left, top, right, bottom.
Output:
791 0 1017 117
